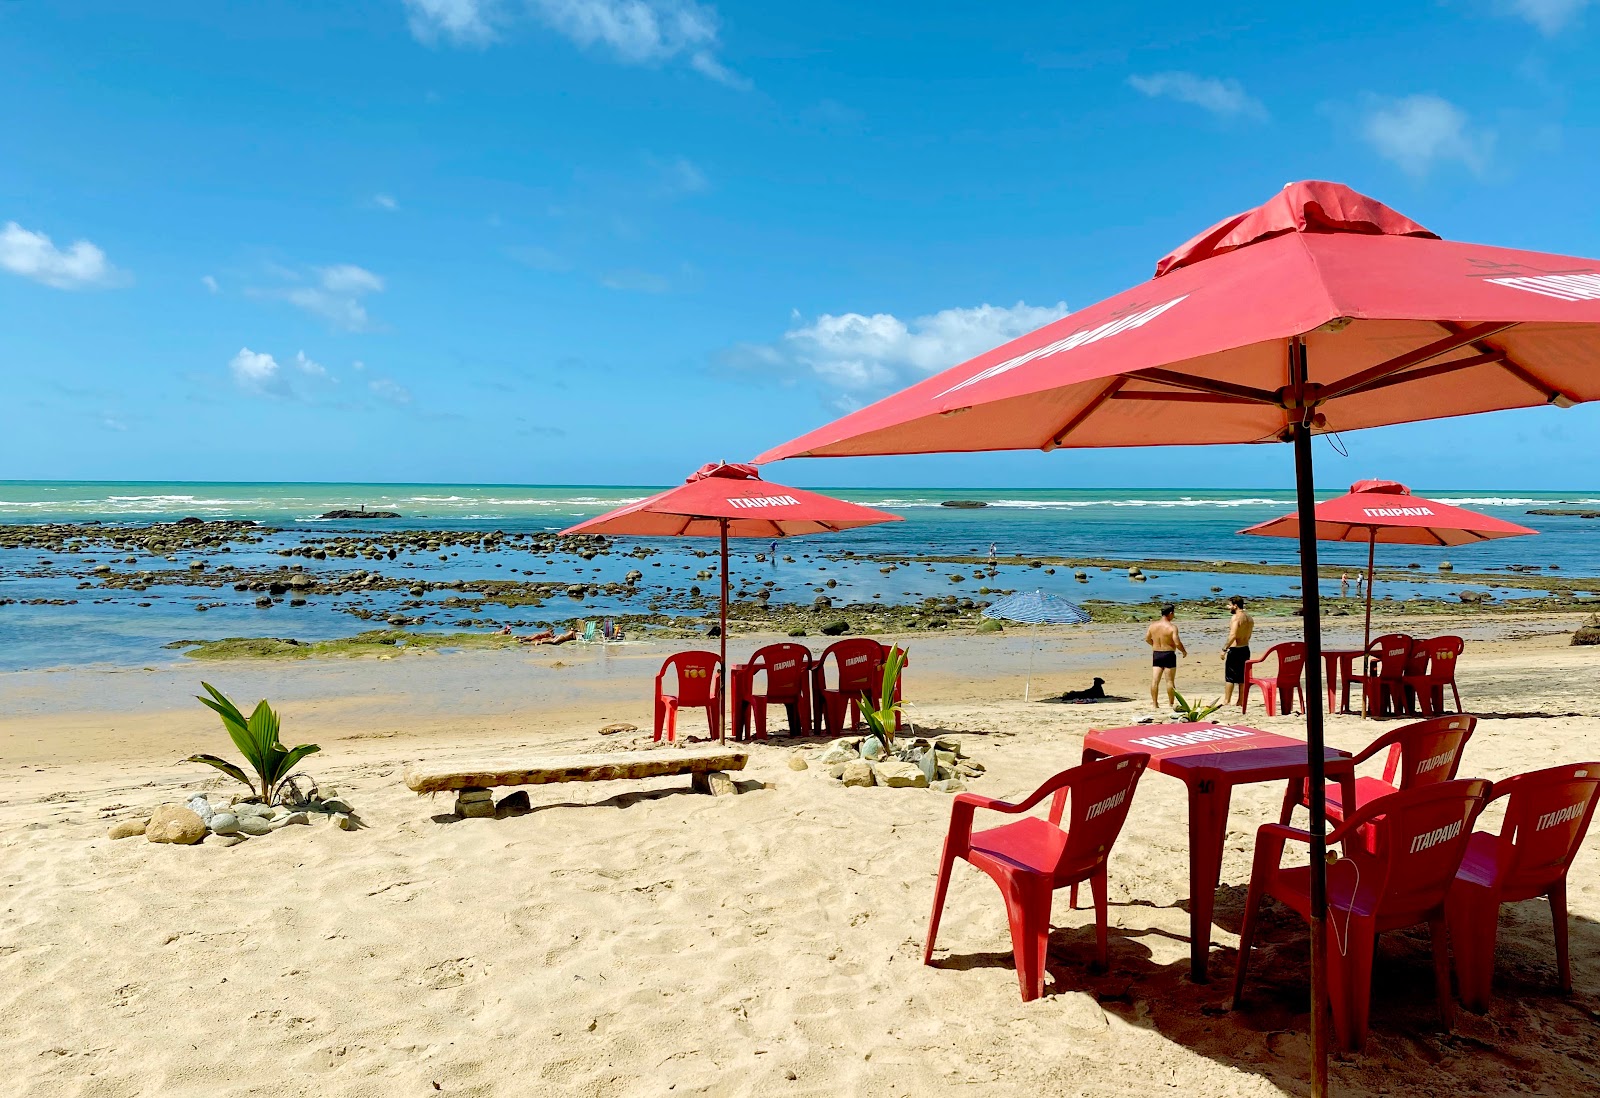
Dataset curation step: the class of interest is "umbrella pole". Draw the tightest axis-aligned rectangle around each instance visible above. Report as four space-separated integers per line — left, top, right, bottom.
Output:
1362 529 1376 719
1291 364 1330 1097
719 519 730 746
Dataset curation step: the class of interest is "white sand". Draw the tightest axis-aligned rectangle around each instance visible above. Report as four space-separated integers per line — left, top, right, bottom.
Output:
1 615 1597 1096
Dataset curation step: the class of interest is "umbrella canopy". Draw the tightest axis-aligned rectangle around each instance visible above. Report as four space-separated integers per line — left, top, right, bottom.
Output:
562 463 901 742
564 461 901 538
754 181 1600 1096
1241 480 1537 690
981 590 1092 624
1239 480 1539 546
756 181 1599 463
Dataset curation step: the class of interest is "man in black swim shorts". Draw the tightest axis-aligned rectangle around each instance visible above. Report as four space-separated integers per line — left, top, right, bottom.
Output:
1221 595 1255 706
1144 604 1187 710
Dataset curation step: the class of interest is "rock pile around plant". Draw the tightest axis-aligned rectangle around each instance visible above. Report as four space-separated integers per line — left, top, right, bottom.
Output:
812 735 983 792
108 788 359 845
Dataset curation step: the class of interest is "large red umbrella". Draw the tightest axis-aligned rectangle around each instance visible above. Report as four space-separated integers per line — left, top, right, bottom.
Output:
756 181 1600 1094
1241 479 1537 667
562 462 901 742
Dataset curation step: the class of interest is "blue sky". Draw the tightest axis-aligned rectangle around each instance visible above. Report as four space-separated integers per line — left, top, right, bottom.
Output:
3 0 1598 490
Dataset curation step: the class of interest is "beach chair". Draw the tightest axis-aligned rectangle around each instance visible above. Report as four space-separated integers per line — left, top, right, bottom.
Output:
1342 633 1413 718
579 620 598 644
1234 779 1491 1053
810 638 884 735
1402 636 1465 717
734 643 814 739
1448 762 1600 1012
1239 642 1306 716
924 753 1149 1002
1279 716 1477 842
653 651 721 743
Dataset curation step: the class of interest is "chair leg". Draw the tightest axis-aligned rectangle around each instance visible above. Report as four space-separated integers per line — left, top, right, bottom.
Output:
1429 919 1456 1033
1090 870 1110 972
1278 779 1304 826
1446 883 1499 1013
1239 681 1252 715
923 842 959 965
1002 879 1051 1002
661 698 680 743
1264 681 1279 717
1551 880 1572 994
706 702 719 741
653 697 667 742
1449 682 1463 714
1326 913 1377 1054
1231 874 1266 1007
753 701 768 740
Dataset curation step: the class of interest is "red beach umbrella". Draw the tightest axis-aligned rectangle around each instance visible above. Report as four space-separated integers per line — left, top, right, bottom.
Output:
562 462 901 742
1240 479 1537 661
756 181 1600 1094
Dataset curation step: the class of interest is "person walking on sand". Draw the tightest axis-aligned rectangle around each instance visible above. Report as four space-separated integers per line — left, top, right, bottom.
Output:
1220 595 1255 706
1145 604 1187 710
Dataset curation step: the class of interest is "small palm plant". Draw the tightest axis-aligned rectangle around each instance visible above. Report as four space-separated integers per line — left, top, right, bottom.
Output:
1171 690 1223 723
861 645 908 751
188 682 320 804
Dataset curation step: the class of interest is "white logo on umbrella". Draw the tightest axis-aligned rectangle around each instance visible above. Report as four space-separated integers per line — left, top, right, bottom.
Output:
727 495 799 509
1486 272 1600 302
937 295 1190 399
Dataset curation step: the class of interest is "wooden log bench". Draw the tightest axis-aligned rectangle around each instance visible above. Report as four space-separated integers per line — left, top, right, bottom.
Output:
403 748 750 803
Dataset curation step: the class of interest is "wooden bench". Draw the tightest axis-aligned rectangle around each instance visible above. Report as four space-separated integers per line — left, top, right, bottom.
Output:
403 747 750 796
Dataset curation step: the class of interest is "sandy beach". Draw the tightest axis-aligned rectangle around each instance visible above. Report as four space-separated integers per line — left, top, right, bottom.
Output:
2 607 1596 1097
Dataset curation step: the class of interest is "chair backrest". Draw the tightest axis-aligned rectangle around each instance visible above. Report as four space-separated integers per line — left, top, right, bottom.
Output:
1375 715 1478 788
1267 641 1306 683
1492 762 1600 893
1336 779 1491 917
747 642 812 694
1403 639 1433 678
817 638 883 694
582 620 597 642
658 650 720 705
1047 753 1150 877
1366 633 1412 679
1421 635 1464 682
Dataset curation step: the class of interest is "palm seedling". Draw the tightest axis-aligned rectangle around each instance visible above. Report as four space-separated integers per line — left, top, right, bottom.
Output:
860 645 909 751
1171 690 1223 723
188 682 320 804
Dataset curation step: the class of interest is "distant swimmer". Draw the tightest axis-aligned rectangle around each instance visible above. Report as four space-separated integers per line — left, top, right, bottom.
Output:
1220 595 1255 707
1144 604 1187 711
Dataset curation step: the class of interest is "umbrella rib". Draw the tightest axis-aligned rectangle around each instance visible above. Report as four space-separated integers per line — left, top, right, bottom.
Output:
1044 377 1127 449
1124 368 1281 405
1319 321 1517 401
1336 351 1505 397
1432 321 1571 404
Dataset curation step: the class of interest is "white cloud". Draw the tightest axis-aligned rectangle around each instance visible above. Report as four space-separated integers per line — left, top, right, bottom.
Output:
369 377 413 405
1363 94 1494 177
273 264 386 331
404 0 499 45
201 275 220 294
514 0 744 85
374 193 400 211
1504 0 1592 34
0 221 123 289
294 351 328 377
229 348 289 396
1128 72 1267 120
732 301 1071 393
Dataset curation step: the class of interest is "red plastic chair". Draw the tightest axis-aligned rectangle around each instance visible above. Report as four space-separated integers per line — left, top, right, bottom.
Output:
923 754 1150 1002
810 638 884 735
734 643 814 739
1234 779 1491 1053
1343 633 1413 719
1240 642 1306 716
1402 636 1466 717
1447 762 1600 1012
653 651 721 743
1280 715 1478 840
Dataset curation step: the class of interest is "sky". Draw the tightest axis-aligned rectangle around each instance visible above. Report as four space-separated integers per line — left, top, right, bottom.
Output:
2 0 1599 491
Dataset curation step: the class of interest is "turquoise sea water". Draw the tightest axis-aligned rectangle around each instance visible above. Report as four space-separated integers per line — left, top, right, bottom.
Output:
2 482 1597 671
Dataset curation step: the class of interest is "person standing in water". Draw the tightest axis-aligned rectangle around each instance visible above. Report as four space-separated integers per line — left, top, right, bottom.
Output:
1144 604 1187 710
987 542 998 569
1220 595 1255 706
1340 572 1349 598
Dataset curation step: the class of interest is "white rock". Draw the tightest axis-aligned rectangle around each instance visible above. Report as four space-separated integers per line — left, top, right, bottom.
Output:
187 796 216 822
209 813 241 835
871 760 928 789
930 778 967 794
270 811 310 828
817 741 860 766
238 815 272 836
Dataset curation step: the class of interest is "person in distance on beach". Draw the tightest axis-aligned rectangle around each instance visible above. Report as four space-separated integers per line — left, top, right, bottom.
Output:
1144 604 1187 710
1220 595 1254 706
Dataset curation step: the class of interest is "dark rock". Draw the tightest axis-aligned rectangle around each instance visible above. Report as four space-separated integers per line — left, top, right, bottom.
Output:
320 509 401 519
940 500 988 509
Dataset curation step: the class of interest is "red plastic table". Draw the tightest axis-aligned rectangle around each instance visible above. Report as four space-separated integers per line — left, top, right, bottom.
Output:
1082 722 1356 983
1321 648 1365 714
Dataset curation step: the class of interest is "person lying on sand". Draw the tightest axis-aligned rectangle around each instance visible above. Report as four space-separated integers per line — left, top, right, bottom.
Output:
496 625 578 645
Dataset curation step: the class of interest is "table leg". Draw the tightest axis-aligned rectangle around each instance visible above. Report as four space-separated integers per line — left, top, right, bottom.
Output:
1186 778 1234 983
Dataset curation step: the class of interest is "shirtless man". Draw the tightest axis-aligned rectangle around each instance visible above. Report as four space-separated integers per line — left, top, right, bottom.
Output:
1144 604 1187 710
1220 595 1255 705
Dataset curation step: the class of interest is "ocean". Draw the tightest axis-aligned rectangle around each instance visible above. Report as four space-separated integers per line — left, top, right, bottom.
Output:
2 481 1597 671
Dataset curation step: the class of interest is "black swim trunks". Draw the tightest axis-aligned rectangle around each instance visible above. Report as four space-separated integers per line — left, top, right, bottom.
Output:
1152 650 1177 669
1225 645 1251 684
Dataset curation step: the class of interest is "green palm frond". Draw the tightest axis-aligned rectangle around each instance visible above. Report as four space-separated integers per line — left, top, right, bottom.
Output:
191 683 319 803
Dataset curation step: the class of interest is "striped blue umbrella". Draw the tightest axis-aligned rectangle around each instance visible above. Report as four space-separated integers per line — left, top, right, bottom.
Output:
981 590 1092 700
